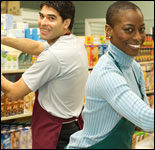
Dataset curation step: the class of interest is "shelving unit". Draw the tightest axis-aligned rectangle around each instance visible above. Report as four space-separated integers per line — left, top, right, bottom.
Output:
139 61 154 65
146 90 154 95
2 60 154 122
1 113 32 121
2 69 27 74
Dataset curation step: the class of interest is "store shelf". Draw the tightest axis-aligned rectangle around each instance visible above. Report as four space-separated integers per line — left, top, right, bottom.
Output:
139 61 154 65
89 66 94 70
2 69 27 74
1 113 32 121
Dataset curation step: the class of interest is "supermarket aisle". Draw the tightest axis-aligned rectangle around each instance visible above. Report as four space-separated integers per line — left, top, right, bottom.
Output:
1 1 154 149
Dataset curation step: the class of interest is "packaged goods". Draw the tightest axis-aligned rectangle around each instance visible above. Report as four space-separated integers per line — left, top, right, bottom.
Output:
5 98 13 117
18 99 24 114
19 128 28 149
1 1 7 14
24 92 35 114
1 14 14 30
91 45 98 66
18 53 32 69
12 101 18 116
85 46 91 66
32 55 38 64
13 22 28 30
7 29 25 38
1 124 32 149
93 35 101 45
1 94 7 117
1 50 8 70
11 129 19 149
27 127 32 149
7 1 20 16
135 133 154 149
1 131 11 149
147 95 154 108
25 28 42 41
85 36 93 45
98 44 108 58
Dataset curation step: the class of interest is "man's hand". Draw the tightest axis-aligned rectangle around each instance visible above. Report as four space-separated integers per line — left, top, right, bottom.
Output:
1 36 44 56
1 75 32 101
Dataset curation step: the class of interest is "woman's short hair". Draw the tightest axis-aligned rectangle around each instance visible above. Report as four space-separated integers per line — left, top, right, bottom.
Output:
106 1 143 27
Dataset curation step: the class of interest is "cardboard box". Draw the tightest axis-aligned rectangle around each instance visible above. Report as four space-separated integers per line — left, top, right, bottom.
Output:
1 1 7 14
7 1 20 15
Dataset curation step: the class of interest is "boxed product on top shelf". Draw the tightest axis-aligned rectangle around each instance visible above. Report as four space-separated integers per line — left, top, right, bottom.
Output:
1 1 20 15
1 123 32 149
1 92 35 118
1 13 44 41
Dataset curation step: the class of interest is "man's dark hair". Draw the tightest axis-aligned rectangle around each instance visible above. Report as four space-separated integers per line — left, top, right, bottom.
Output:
106 1 143 27
40 1 75 31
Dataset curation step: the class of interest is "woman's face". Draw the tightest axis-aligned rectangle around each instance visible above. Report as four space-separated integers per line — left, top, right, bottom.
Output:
109 9 146 56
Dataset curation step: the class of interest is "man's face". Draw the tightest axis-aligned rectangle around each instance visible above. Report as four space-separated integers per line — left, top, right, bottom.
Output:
38 5 66 44
110 9 146 56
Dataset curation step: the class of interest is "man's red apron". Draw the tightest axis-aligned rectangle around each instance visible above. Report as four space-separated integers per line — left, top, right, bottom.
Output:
31 91 83 149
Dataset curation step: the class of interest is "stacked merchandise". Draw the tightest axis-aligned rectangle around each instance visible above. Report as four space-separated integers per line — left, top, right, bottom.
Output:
134 34 154 62
1 45 33 70
79 35 109 67
1 123 32 149
1 92 35 118
147 95 154 108
1 14 41 71
1 14 42 41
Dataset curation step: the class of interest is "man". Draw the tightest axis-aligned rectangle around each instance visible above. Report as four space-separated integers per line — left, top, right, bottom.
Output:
1 1 88 149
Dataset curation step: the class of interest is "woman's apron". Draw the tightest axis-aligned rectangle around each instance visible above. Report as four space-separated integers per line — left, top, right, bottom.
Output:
87 52 144 149
31 91 83 149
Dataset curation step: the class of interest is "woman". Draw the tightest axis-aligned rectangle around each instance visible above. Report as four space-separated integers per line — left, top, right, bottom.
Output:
66 1 154 149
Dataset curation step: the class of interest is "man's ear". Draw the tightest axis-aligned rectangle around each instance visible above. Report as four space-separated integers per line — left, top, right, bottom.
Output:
105 24 112 38
64 19 71 30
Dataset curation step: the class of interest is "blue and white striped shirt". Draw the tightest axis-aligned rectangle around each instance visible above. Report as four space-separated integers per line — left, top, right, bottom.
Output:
67 42 154 149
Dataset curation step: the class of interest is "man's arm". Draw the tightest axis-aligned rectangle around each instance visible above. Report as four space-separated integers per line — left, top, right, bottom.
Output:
1 36 44 56
1 75 32 101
